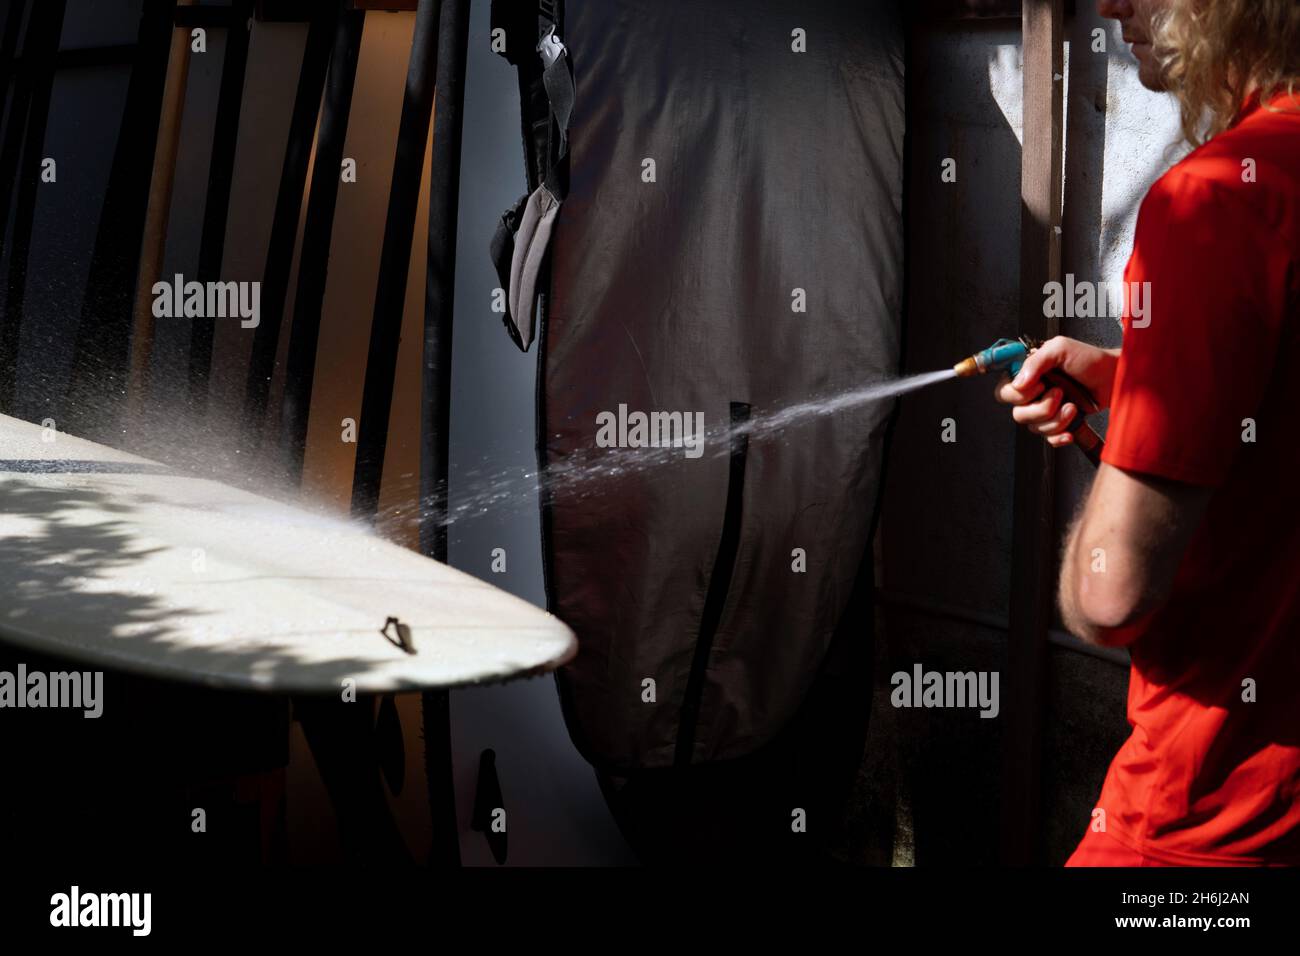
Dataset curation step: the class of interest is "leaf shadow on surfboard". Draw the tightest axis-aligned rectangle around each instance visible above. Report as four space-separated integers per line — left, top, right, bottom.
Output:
0 478 380 689
0 415 575 695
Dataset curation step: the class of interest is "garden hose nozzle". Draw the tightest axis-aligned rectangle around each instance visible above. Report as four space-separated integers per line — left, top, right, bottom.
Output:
954 336 1105 467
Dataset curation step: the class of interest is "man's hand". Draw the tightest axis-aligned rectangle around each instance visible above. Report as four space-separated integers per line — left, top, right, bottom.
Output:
991 336 1209 644
993 336 1120 448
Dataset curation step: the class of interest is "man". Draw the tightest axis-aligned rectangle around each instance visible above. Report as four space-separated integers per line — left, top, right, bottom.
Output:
997 0 1300 865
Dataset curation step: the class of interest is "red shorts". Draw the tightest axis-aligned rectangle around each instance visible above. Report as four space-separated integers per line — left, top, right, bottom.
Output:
1065 827 1171 867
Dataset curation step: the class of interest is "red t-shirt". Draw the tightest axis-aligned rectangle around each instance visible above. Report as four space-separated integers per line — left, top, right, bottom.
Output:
1095 92 1300 865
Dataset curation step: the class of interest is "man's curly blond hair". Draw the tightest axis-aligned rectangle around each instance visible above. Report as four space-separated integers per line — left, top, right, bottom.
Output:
1152 0 1300 146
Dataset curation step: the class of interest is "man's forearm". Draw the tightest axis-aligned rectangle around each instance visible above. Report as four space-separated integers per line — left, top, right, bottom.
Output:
1058 511 1109 645
1057 464 1210 647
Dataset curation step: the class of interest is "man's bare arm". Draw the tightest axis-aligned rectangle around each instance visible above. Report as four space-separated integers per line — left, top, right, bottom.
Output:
1059 463 1212 646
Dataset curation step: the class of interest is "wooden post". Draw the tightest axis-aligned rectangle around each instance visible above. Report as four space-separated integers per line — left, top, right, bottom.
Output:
277 5 366 480
241 3 338 447
419 0 470 869
349 0 442 521
187 0 254 415
0 0 66 415
1000 0 1063 865
128 0 197 416
0 1 26 125
64 0 175 440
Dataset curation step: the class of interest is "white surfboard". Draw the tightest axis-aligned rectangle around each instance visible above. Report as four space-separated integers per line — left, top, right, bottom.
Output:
0 414 576 693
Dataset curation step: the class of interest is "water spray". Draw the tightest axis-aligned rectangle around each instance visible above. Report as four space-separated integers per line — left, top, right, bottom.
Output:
953 335 1104 466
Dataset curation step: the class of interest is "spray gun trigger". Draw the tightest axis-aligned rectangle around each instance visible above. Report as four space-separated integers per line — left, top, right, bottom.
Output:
1009 335 1044 377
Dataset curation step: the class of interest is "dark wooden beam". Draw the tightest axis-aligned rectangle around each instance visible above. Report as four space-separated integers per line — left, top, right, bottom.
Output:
63 0 175 441
350 0 442 520
419 0 469 565
419 0 470 871
1000 0 1064 866
277 5 366 480
127 0 196 417
188 0 254 414
0 0 67 417
242 1 340 450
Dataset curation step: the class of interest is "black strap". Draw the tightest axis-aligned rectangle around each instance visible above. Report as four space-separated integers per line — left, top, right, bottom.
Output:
487 0 571 350
538 27 574 198
491 0 571 197
489 195 528 351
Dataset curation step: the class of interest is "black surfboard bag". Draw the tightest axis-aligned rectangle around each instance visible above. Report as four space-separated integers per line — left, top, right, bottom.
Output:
491 0 905 773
